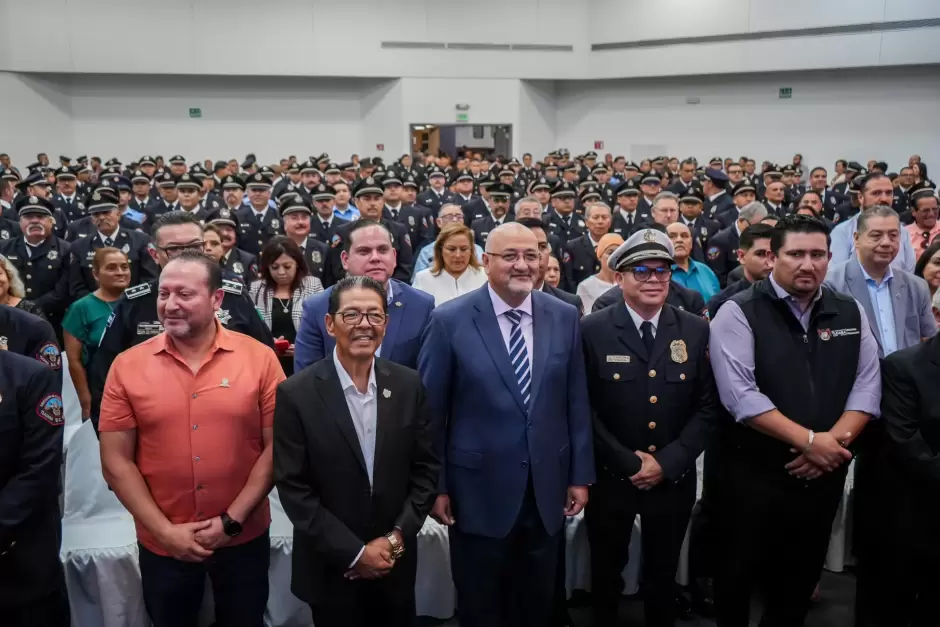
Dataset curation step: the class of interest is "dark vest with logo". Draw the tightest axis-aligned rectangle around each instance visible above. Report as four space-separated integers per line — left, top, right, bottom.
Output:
727 279 861 472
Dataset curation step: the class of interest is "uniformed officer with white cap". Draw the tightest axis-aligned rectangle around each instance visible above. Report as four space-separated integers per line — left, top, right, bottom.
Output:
581 227 719 627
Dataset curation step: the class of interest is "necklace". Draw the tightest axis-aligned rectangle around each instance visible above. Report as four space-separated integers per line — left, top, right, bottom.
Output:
275 297 291 314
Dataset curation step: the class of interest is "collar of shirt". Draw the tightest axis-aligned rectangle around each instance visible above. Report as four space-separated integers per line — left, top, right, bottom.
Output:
385 280 394 304
386 203 402 212
625 302 662 334
857 257 893 288
63 194 76 203
672 261 700 276
251 206 268 219
735 220 744 238
587 232 600 247
488 283 532 320
150 319 235 359
0 200 9 210
709 191 726 202
332 346 377 396
768 272 822 310
98 228 119 242
135 195 149 204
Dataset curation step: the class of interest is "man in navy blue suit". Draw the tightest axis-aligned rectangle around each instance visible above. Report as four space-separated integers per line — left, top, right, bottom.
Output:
419 222 595 627
294 220 434 371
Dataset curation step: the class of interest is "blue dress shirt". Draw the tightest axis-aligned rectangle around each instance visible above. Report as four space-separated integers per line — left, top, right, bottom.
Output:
671 260 721 302
858 260 898 356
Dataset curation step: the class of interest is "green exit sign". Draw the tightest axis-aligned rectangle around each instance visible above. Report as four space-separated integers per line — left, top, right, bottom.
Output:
456 112 469 123
778 87 792 99
189 107 202 118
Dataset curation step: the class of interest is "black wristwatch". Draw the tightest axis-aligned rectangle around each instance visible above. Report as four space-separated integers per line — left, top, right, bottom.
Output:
220 512 242 537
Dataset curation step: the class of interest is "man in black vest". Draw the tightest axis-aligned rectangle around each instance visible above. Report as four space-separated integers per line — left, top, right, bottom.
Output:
582 227 719 627
708 215 881 626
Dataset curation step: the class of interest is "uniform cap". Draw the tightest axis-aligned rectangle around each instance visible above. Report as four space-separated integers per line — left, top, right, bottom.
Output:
679 186 705 204
704 168 729 184
614 177 641 196
54 165 77 180
529 176 552 193
608 228 675 271
246 172 273 189
131 169 151 184
731 180 757 196
176 173 202 189
488 182 513 198
156 171 178 188
909 179 937 201
354 176 383 198
206 207 239 228
311 183 336 201
17 194 55 217
139 155 157 167
221 175 246 191
168 154 186 166
550 180 577 198
87 187 120 213
278 193 313 216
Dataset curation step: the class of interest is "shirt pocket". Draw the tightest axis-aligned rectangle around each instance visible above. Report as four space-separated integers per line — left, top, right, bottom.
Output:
598 363 637 383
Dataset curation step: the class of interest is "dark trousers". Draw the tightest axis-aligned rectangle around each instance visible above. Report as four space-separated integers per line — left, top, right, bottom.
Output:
586 471 696 627
449 477 559 627
714 461 848 627
1 586 70 627
138 531 270 627
309 578 416 627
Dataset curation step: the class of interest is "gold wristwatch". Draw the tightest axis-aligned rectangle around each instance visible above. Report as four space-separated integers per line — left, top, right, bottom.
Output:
385 532 404 559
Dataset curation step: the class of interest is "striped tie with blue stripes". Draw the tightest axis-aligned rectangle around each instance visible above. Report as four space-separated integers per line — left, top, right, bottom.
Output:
504 309 531 408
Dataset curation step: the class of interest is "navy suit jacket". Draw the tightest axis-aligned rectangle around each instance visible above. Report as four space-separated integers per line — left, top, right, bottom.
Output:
294 279 434 372
418 285 595 539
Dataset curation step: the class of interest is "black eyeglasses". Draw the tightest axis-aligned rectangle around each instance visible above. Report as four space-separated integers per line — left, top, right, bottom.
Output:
486 250 540 263
156 241 205 257
335 310 388 326
623 266 672 283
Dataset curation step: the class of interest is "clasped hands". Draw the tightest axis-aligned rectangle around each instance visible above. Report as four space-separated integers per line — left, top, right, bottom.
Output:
630 450 664 490
157 516 231 563
344 532 402 581
786 430 854 480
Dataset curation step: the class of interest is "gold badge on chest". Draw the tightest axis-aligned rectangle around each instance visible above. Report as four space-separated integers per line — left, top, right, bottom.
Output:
670 339 688 364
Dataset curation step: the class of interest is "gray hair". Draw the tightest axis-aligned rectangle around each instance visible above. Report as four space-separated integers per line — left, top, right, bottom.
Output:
438 203 463 217
652 191 679 210
857 205 900 233
0 254 25 298
584 202 612 218
514 195 541 213
739 201 769 223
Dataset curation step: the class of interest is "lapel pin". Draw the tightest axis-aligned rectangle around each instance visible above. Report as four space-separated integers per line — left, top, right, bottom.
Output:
382 389 391 398
220 378 230 388
395 301 402 307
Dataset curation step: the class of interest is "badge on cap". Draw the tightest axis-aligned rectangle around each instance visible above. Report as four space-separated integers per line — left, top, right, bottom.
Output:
670 340 688 364
643 230 656 242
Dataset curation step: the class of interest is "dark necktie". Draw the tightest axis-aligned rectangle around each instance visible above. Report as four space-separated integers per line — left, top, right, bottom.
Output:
322 220 330 230
640 321 655 354
390 208 398 219
627 213 634 227
103 237 113 247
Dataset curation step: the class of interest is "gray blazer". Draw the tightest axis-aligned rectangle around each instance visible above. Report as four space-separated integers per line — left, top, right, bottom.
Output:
248 275 323 332
824 258 935 358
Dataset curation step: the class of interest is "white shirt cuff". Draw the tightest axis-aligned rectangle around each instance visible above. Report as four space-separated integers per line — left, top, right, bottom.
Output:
349 545 365 569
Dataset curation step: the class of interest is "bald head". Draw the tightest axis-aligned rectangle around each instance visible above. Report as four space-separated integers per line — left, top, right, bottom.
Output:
484 222 539 306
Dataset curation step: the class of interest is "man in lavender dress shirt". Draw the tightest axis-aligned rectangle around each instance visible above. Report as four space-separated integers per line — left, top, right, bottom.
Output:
708 215 881 626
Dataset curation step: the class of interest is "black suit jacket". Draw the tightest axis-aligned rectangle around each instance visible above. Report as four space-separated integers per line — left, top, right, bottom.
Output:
542 282 583 316
273 357 440 606
880 336 940 556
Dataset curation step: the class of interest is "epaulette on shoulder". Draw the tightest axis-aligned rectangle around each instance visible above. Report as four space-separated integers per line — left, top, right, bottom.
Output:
222 279 243 295
125 283 152 300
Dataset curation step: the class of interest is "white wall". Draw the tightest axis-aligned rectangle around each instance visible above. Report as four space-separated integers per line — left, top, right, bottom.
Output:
0 72 73 165
67 75 376 166
517 80 557 160
554 66 940 174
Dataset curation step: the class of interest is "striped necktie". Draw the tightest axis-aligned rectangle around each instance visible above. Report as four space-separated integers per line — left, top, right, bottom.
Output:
504 309 531 408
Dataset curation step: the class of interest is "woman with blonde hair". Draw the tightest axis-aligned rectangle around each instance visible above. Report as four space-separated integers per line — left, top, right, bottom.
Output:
62 247 130 421
412 223 487 305
0 253 45 318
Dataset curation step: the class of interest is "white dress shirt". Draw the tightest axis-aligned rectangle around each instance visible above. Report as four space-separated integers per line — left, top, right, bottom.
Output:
626 303 662 338
488 284 534 361
412 266 487 307
98 228 119 245
333 347 378 568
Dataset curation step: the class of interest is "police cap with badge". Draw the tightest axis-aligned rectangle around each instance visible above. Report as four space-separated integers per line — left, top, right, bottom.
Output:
452 169 474 184
54 165 77 181
607 227 675 272
206 207 240 228
87 187 120 213
615 177 641 197
704 168 729 187
17 194 55 217
354 176 383 198
551 180 577 199
221 174 246 191
175 172 201 190
909 179 936 203
16 171 50 193
731 179 757 197
246 172 272 189
310 184 336 202
488 182 513 199
529 176 552 193
679 186 706 205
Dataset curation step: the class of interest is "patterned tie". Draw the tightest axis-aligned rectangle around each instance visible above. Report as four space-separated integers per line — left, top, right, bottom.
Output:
505 309 531 408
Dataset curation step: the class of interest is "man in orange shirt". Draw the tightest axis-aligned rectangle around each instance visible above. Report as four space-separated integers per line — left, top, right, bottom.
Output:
99 250 285 627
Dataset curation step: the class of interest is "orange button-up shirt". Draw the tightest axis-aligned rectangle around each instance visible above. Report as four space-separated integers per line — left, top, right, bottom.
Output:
907 222 940 260
99 321 286 555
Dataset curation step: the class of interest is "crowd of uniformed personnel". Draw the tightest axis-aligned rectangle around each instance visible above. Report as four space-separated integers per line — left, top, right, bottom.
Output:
0 146 938 627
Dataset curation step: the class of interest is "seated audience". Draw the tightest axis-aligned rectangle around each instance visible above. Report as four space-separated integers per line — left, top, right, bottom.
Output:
575 233 622 313
0 253 45 318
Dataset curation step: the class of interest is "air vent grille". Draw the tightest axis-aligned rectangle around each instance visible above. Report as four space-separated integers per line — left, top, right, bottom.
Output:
592 17 940 51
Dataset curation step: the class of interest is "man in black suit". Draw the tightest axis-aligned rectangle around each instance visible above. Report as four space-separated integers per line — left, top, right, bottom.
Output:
611 177 652 236
875 334 940 627
706 201 769 287
273 276 440 627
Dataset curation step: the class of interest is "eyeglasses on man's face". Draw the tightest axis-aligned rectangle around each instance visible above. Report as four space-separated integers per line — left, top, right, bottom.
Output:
335 310 388 326
623 265 673 283
486 250 540 264
156 241 205 257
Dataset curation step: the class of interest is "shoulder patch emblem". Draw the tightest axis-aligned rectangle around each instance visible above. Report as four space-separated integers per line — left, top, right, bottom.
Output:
221 279 243 295
331 233 342 248
35 342 62 370
36 393 64 426
707 246 720 261
125 283 152 299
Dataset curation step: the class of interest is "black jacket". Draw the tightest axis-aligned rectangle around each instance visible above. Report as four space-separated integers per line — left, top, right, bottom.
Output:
273 357 440 605
66 228 157 300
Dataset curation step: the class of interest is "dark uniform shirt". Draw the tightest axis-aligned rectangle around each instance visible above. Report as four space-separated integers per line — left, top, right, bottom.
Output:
309 215 348 246
581 302 718 479
385 204 430 253
0 350 64 605
471 214 513 248
51 193 86 223
65 214 143 242
416 188 456 218
235 205 284 256
543 209 587 246
88 278 275 424
0 304 61 372
66 228 157 300
0 237 71 326
704 225 740 288
219 247 259 284
564 233 603 289
298 235 328 281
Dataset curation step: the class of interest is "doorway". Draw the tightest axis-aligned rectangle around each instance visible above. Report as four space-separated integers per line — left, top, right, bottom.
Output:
410 124 513 160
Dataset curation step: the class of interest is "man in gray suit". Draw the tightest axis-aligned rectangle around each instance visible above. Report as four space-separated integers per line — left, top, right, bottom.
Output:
824 204 935 627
